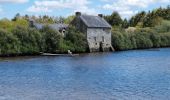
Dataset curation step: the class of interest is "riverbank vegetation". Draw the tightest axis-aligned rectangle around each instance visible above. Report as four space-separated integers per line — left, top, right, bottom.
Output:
0 6 170 56
107 6 170 50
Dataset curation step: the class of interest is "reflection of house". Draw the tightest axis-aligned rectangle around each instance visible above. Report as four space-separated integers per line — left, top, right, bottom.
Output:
29 19 68 36
71 12 113 52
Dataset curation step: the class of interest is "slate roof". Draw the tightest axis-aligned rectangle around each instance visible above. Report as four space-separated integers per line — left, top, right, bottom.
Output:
34 23 44 29
80 15 111 28
48 23 68 30
33 23 68 30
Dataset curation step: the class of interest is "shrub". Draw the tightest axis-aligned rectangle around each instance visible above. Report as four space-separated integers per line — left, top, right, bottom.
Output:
0 29 20 56
154 20 170 33
12 26 42 54
40 26 63 53
63 27 88 53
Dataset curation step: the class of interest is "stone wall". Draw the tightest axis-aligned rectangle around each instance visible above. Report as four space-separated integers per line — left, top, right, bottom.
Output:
87 28 111 52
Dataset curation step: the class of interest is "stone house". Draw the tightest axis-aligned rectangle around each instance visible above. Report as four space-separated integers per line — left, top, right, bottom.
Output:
29 19 68 37
71 12 113 52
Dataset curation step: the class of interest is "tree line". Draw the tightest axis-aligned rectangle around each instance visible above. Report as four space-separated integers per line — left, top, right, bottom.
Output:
104 5 170 50
105 5 170 28
0 5 170 56
0 18 87 56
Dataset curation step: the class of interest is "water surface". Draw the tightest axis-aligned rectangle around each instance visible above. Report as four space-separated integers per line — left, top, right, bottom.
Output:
0 48 170 100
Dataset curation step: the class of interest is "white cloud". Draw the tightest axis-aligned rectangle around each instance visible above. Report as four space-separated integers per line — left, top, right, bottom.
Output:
0 0 28 3
74 6 98 15
102 0 170 18
27 0 97 15
34 0 90 9
27 6 52 13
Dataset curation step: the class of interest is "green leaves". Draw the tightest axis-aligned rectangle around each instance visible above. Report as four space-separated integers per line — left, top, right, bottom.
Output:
112 25 170 51
40 26 62 53
0 29 20 56
104 12 123 27
63 27 88 53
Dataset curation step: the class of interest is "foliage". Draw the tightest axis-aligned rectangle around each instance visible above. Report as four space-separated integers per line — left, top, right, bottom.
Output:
0 29 19 56
154 20 170 33
64 15 75 24
129 11 146 27
0 6 170 56
104 12 123 27
112 25 170 51
62 27 88 53
40 26 63 53
0 18 29 31
12 26 42 54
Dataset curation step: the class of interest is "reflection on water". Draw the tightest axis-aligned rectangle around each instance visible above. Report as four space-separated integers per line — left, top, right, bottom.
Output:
0 48 170 100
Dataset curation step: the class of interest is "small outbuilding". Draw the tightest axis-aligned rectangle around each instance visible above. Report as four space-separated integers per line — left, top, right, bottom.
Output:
29 19 68 37
71 12 113 52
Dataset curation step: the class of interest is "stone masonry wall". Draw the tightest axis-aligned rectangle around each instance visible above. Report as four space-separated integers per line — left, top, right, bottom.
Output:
87 28 111 52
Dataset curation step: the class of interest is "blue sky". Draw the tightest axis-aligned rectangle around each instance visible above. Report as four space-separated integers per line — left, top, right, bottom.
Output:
0 0 170 19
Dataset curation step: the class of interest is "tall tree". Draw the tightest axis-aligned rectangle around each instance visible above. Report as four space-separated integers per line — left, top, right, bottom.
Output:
104 11 123 26
129 11 146 27
122 18 129 28
12 13 21 21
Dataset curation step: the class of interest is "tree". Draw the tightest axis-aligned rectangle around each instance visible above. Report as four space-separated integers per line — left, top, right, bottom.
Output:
12 26 42 54
40 26 63 53
104 12 123 26
122 18 129 28
12 13 21 21
143 11 162 27
0 29 19 56
64 15 75 24
63 27 88 52
129 11 146 27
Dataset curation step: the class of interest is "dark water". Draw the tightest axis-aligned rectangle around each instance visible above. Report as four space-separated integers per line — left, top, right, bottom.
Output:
0 48 170 100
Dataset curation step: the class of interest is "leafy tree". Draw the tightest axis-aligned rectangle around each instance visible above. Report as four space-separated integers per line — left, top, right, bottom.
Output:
104 12 123 26
63 27 88 52
64 15 75 24
129 11 146 27
12 26 42 54
12 13 21 21
122 18 129 28
0 29 20 56
40 26 63 53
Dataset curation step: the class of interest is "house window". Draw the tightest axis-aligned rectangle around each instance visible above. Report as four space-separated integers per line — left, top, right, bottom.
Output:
94 37 97 42
102 36 105 42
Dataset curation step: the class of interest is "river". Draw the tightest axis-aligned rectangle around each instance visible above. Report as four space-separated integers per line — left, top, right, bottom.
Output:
0 48 170 100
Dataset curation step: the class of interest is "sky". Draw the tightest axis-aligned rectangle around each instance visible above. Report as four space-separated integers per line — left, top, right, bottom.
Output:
0 0 170 19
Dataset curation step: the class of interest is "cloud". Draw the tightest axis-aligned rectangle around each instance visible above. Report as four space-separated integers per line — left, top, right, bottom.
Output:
0 0 28 3
102 0 170 18
33 0 90 9
74 6 98 15
27 6 52 13
27 0 97 15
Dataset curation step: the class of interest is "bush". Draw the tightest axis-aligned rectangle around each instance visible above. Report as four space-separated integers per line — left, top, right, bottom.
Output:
0 29 20 56
12 26 42 54
154 20 170 33
40 26 63 53
63 27 88 53
112 29 137 50
135 32 153 49
111 27 170 51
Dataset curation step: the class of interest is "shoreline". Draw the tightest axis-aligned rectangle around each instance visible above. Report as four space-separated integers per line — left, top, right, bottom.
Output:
0 47 170 58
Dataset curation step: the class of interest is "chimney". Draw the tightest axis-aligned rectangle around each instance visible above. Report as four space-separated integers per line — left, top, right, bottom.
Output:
76 12 81 17
98 14 103 18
